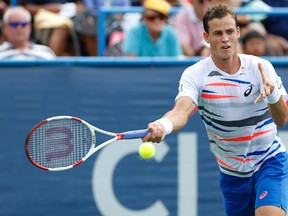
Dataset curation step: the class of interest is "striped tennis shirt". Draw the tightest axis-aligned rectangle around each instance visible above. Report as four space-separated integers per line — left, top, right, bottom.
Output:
0 41 55 60
176 54 287 177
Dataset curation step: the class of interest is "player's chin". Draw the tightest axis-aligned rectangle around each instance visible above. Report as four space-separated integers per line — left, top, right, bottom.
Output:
219 49 234 59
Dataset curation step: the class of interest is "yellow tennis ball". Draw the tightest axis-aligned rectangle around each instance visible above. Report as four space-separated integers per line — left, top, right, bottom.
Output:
138 142 155 159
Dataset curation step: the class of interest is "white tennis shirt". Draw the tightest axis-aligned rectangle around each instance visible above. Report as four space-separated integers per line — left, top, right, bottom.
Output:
176 54 287 177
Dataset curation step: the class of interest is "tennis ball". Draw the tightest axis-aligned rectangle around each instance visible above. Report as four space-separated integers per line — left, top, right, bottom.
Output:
138 142 155 159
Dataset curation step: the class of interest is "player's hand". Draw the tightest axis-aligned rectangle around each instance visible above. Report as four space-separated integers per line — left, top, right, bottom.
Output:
254 63 275 104
142 122 166 143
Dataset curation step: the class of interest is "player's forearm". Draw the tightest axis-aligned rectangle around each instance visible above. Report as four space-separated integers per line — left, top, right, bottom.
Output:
163 96 196 132
268 96 288 127
143 97 195 143
163 111 189 132
143 110 189 143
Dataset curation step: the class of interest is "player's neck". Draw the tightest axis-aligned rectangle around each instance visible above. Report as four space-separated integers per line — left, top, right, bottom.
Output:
212 53 240 75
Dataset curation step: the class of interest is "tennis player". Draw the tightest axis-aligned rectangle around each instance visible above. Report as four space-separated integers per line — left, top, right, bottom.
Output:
143 4 288 216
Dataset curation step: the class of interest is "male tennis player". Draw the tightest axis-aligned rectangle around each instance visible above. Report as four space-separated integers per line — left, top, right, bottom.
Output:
143 4 288 216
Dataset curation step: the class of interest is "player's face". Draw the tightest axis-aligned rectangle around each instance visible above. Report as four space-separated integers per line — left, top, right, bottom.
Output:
203 14 240 60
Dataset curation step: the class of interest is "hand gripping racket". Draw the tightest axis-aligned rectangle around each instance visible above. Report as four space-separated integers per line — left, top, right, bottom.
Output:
25 116 149 171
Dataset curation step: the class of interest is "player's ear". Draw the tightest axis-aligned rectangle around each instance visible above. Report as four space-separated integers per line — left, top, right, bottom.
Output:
237 26 240 38
203 31 209 43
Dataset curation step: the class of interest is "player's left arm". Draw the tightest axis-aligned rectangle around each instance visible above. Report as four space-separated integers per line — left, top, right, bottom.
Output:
268 93 288 127
254 63 288 127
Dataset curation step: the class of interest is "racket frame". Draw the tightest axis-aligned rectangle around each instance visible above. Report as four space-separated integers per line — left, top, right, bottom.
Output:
26 116 148 171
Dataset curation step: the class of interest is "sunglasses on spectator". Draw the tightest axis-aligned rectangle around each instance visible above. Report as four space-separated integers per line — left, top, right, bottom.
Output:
144 14 167 22
8 21 29 28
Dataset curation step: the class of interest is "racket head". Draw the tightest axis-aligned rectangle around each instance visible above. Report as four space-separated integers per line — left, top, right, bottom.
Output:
25 116 96 171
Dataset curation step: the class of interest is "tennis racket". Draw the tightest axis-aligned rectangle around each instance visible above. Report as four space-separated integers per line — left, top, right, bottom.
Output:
25 116 149 171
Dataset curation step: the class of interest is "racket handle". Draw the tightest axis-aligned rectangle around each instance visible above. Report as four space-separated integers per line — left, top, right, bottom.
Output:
118 129 149 140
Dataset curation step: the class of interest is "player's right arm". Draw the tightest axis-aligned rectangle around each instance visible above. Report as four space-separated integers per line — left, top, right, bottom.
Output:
143 96 196 143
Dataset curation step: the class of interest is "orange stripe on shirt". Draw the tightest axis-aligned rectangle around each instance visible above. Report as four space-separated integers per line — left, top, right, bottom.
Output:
228 156 256 163
205 83 240 87
215 156 238 170
212 129 274 142
201 94 238 99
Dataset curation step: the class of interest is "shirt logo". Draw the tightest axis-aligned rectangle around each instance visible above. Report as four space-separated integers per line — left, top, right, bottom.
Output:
244 85 253 97
275 76 283 90
259 191 268 200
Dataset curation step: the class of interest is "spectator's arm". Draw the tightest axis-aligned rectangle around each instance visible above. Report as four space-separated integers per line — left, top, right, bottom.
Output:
266 34 288 56
24 3 62 16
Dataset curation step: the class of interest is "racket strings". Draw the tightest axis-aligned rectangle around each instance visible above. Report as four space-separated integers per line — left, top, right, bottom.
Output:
28 119 93 169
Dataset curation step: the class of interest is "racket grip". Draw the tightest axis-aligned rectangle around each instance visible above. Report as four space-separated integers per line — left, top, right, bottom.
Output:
118 129 149 139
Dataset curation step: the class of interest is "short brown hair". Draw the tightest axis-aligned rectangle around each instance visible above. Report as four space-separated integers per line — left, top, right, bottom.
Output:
203 4 238 33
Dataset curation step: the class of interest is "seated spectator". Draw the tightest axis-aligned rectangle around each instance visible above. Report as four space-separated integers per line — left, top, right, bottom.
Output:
0 6 56 59
173 0 245 56
79 0 132 56
172 0 213 56
265 34 288 56
21 0 74 56
123 0 183 57
0 0 9 44
22 0 97 56
240 30 273 56
241 0 288 56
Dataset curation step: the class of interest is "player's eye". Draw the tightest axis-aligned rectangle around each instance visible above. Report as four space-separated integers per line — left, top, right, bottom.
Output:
227 29 235 35
214 32 222 36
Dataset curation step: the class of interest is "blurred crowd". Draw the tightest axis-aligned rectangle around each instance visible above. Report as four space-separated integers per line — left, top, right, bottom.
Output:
0 0 287 59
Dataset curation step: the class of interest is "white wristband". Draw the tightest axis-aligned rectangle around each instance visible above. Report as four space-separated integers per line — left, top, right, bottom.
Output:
267 87 281 104
155 118 173 135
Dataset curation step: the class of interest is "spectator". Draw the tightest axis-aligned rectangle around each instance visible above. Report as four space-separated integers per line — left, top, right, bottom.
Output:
101 0 131 56
104 0 143 56
123 0 183 57
0 6 55 59
0 0 9 43
78 0 132 56
240 30 273 56
261 0 288 55
172 0 214 56
243 0 288 55
173 0 245 56
21 0 97 56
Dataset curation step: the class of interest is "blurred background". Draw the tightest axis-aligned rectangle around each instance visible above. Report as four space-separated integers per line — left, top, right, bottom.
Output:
0 1 288 215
